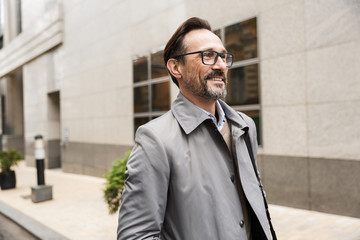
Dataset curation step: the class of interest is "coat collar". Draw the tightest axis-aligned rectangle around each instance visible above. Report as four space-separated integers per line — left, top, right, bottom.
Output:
171 93 249 135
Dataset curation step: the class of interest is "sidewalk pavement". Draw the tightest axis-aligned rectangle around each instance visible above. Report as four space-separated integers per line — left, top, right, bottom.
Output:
1 161 360 240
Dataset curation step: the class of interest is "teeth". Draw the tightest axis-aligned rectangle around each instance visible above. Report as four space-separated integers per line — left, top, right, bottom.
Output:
210 78 222 81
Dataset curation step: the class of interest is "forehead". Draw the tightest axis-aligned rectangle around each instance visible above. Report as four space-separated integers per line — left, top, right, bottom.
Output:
183 29 225 52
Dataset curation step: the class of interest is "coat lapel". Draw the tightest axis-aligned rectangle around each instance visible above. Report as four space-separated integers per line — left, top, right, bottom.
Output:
171 93 211 135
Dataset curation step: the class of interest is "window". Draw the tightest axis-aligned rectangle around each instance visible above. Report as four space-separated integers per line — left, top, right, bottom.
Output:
215 18 262 145
133 50 170 135
0 0 4 49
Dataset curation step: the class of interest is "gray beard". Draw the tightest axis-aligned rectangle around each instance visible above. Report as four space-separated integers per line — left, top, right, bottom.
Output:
202 80 227 100
185 78 227 100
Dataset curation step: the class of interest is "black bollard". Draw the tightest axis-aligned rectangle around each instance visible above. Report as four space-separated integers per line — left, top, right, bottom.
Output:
36 159 45 185
34 135 45 185
31 134 52 203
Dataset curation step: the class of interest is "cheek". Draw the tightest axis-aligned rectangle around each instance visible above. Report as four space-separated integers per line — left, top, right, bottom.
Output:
185 60 209 82
198 66 210 79
188 65 203 80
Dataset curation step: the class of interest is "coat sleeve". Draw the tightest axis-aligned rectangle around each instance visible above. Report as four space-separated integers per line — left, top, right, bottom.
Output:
246 114 259 160
117 125 170 240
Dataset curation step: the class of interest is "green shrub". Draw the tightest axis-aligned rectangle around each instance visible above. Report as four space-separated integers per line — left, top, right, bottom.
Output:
103 151 130 214
0 149 23 173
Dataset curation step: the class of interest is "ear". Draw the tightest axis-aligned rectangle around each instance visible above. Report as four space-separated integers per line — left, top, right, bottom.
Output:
167 58 183 80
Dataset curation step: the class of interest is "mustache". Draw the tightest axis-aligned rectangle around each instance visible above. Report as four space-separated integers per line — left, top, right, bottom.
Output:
204 70 226 80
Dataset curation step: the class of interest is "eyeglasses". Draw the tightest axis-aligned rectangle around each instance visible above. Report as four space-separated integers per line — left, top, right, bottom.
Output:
173 50 234 68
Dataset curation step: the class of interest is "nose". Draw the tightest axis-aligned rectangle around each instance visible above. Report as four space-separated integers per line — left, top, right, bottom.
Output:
212 56 227 71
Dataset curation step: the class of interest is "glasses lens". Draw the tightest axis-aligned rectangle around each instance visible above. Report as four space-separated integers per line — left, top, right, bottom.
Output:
202 51 216 65
226 54 233 67
202 51 233 67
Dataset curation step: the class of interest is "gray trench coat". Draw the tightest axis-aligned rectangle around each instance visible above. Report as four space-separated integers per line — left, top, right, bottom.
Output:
117 93 271 240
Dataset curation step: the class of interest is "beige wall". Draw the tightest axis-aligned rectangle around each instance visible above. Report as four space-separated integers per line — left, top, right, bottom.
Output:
23 52 53 142
22 48 62 168
0 0 62 78
58 0 188 146
21 0 50 32
260 0 360 160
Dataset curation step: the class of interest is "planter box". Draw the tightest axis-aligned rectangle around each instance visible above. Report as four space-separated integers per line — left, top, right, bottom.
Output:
0 170 16 190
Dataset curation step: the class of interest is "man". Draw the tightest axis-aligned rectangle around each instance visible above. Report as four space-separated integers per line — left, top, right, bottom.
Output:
118 17 273 240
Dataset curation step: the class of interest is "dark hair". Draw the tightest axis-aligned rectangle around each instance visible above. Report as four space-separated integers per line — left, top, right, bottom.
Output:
163 17 211 87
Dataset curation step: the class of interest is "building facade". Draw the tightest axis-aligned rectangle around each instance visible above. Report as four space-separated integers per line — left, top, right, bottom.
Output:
0 0 359 218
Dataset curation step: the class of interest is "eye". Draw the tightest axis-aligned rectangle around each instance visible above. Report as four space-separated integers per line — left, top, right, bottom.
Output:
219 53 227 59
203 51 216 59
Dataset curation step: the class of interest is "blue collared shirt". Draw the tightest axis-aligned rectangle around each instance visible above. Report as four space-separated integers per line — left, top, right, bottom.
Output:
196 101 226 131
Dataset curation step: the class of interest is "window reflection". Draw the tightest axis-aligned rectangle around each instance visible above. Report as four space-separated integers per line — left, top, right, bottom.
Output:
133 49 171 136
241 110 262 145
133 56 148 83
134 117 149 135
151 51 168 79
214 17 261 145
134 85 149 113
152 81 170 111
225 18 257 62
226 64 259 105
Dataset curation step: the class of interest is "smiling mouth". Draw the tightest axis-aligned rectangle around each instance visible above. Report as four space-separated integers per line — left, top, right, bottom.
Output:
205 70 226 83
208 77 224 82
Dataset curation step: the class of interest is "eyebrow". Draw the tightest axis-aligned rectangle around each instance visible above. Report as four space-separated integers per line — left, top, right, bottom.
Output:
203 48 228 53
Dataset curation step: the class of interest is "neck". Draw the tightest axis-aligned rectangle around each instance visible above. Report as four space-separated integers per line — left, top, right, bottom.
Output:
181 91 217 115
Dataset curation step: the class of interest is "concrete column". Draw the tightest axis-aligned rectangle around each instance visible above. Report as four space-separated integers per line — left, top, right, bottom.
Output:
2 0 21 46
4 71 23 135
0 69 24 153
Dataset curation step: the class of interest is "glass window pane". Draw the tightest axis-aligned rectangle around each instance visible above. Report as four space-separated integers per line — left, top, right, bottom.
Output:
151 50 168 79
133 56 148 83
134 117 149 135
226 64 259 105
225 18 257 62
241 110 262 145
134 85 149 113
151 81 170 112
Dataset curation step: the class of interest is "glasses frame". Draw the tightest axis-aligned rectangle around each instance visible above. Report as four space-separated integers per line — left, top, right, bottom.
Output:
172 50 234 68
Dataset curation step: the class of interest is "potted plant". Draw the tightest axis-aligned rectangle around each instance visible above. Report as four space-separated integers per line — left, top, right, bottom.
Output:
0 149 23 190
103 151 130 214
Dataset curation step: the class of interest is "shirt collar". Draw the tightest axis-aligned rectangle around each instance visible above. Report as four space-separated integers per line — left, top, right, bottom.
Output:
171 93 248 134
195 101 226 131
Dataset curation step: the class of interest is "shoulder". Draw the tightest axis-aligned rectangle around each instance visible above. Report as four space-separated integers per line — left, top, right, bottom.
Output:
135 110 181 145
138 111 177 134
